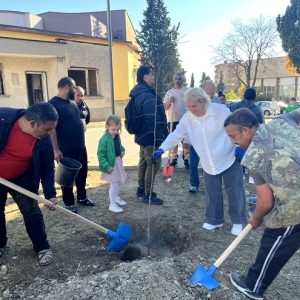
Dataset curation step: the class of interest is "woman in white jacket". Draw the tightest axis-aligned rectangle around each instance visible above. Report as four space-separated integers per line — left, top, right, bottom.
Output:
154 87 247 235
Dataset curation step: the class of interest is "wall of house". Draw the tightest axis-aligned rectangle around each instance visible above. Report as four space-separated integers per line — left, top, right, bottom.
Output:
40 13 93 36
125 11 138 47
0 21 139 118
0 12 43 29
0 56 62 107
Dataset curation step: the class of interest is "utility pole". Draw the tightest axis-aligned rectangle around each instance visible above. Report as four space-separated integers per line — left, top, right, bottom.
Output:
106 0 115 114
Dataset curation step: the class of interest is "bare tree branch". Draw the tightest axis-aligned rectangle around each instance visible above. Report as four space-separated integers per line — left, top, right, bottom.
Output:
212 15 279 88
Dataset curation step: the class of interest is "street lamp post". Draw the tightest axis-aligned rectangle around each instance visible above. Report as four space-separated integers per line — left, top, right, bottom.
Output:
106 0 115 114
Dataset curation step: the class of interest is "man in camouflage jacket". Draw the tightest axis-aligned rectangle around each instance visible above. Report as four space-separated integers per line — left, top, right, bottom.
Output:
224 108 300 300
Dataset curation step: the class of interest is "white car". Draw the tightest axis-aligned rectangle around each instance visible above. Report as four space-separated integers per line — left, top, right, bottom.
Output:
256 101 280 116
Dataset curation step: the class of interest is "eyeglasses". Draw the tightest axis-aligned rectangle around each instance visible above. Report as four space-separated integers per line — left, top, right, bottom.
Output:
175 78 183 81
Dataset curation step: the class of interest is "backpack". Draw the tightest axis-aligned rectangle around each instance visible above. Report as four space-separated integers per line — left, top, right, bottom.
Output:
124 97 144 134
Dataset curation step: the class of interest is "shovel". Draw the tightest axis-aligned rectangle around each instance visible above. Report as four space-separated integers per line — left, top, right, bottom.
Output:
190 224 252 289
0 177 132 252
162 102 175 182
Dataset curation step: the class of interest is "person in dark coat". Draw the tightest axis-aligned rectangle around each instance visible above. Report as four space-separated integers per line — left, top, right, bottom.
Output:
74 86 90 131
129 65 168 204
0 102 58 266
231 88 264 124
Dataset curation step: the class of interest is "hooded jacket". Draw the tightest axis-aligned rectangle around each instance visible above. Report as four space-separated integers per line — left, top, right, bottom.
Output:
0 108 56 199
231 100 265 124
129 82 168 147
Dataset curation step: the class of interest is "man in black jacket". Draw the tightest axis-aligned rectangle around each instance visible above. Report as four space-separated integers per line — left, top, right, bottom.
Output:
129 65 168 204
230 88 264 124
0 102 58 266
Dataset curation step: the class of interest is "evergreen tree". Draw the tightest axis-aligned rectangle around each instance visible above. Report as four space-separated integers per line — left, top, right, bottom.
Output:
216 71 225 93
277 1 300 71
190 73 195 87
199 72 211 86
136 0 181 97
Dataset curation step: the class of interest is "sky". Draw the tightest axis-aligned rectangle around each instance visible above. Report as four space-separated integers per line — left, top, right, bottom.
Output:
0 0 291 83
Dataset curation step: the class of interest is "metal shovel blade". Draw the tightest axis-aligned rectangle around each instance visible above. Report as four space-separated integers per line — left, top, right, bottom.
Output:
106 222 133 252
190 265 219 290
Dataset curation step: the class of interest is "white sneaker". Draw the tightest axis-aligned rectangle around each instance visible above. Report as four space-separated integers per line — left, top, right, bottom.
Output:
231 224 243 236
116 198 127 206
109 204 123 213
202 223 224 231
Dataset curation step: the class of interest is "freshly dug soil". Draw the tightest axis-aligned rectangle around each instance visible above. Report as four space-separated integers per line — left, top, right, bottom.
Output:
0 170 299 299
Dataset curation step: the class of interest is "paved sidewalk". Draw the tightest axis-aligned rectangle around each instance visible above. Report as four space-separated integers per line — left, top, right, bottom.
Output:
85 121 195 170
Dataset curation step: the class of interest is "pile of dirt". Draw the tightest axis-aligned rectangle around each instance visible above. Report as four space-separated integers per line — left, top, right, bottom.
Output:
0 170 299 299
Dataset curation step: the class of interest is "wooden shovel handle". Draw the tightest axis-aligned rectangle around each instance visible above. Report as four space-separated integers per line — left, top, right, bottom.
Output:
214 224 252 268
0 177 108 235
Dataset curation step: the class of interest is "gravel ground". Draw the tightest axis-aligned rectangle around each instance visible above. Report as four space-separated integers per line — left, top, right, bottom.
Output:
0 170 299 299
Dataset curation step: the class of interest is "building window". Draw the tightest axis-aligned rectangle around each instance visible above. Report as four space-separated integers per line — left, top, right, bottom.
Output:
279 85 295 99
0 70 5 95
263 86 276 99
68 69 99 96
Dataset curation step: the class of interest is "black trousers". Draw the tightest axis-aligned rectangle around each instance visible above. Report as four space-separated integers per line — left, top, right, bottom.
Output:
0 170 50 252
245 223 300 295
61 147 88 206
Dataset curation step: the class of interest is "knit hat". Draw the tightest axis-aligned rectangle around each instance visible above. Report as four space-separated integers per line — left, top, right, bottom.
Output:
244 88 256 101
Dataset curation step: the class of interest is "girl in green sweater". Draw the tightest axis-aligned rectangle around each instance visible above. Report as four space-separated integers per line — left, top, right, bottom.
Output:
97 115 127 213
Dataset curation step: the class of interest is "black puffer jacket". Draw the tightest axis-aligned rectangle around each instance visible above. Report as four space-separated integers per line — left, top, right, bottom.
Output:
0 108 56 199
129 82 168 147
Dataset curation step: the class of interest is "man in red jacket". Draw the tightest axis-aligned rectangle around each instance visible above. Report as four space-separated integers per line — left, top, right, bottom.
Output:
0 102 58 266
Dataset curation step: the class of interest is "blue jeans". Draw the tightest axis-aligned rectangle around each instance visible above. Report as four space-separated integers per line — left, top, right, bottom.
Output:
189 146 200 189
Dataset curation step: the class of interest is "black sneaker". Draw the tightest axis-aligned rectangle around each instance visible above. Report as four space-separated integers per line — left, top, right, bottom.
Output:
170 159 178 167
184 159 190 170
65 205 78 213
77 198 95 206
136 187 145 199
230 272 264 300
142 193 163 205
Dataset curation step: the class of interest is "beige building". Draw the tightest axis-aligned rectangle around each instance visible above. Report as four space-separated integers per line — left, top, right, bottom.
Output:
0 10 140 119
215 56 300 100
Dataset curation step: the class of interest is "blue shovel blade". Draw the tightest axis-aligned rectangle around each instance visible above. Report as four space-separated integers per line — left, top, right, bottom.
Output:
106 222 133 252
190 265 219 290
116 222 133 240
107 236 128 252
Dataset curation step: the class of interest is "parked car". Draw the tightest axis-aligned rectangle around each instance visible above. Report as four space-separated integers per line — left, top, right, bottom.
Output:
255 101 274 116
256 101 287 116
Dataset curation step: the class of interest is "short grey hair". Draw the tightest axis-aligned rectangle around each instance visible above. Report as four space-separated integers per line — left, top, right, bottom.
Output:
75 86 85 96
201 80 215 89
184 87 211 111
